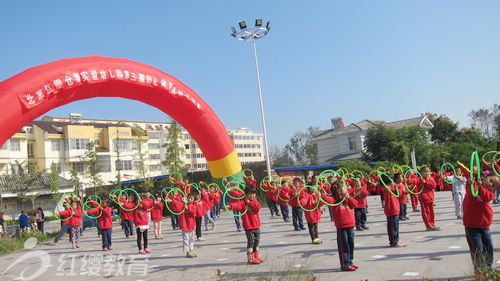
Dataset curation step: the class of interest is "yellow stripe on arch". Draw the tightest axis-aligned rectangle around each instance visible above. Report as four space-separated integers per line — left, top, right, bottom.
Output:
207 149 242 179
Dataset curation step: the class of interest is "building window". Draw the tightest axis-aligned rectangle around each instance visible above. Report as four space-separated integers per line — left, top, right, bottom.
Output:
69 138 90 150
348 136 357 150
114 139 135 151
117 160 133 171
150 154 161 160
28 143 34 157
51 140 60 151
185 144 190 149
186 154 191 159
10 139 21 151
72 162 85 173
148 143 160 149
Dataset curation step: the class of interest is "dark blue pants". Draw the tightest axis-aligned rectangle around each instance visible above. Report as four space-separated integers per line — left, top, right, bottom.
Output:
171 214 179 229
101 228 112 249
269 200 279 216
234 211 242 229
354 208 367 229
328 207 334 221
399 204 407 219
465 227 494 267
291 207 304 229
337 227 354 269
280 205 289 221
54 224 70 243
123 219 134 237
387 215 399 246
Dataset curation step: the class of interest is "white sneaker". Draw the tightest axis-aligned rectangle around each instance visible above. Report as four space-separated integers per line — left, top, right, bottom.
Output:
197 237 205 241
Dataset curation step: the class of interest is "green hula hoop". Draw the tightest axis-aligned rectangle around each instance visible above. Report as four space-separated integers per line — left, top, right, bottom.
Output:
393 164 402 173
401 165 412 173
243 169 254 178
378 166 386 172
481 151 497 165
109 189 119 203
54 201 74 222
161 187 178 202
378 172 400 198
317 169 347 207
169 172 184 184
208 183 221 192
278 182 296 202
493 151 500 177
226 181 246 200
441 163 456 184
260 176 271 192
348 178 362 198
88 194 101 205
470 151 481 197
316 175 332 195
165 188 187 215
83 199 102 219
223 186 249 217
118 188 141 211
298 185 320 212
404 169 424 195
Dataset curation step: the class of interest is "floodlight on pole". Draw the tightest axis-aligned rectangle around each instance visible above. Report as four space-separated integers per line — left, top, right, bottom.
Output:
230 19 272 179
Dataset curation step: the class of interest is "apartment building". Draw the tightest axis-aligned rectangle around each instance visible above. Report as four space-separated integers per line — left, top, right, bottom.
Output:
0 114 264 190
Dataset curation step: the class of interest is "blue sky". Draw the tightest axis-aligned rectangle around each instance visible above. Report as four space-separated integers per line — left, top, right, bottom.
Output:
0 1 499 148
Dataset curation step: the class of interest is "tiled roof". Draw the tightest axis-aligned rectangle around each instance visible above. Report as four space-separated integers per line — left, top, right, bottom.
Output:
29 120 134 135
313 116 433 141
0 173 74 191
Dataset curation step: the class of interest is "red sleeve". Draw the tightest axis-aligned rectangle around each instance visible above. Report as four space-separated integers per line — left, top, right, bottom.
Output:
346 197 358 209
247 200 261 213
228 200 246 212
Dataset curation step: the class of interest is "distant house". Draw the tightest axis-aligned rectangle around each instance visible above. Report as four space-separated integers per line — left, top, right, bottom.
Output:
312 116 434 164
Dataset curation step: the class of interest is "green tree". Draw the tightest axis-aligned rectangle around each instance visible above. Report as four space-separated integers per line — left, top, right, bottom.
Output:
69 168 81 194
162 119 186 173
363 123 397 161
270 145 294 167
48 162 61 202
82 140 103 195
429 115 458 144
286 126 320 165
12 163 41 210
134 125 154 192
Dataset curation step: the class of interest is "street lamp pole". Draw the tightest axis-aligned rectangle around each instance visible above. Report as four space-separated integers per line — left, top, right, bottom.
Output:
231 19 272 179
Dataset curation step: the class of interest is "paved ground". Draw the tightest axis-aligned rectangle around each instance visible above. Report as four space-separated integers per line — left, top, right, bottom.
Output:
1 191 499 281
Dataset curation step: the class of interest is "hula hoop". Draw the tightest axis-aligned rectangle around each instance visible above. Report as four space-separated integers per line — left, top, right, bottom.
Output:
316 175 331 195
392 164 402 173
278 182 296 202
482 151 497 165
260 176 271 192
401 165 412 173
88 194 101 205
404 169 424 195
493 151 500 177
317 169 347 207
298 185 320 212
470 151 481 197
109 189 120 204
226 181 246 200
54 201 74 222
164 188 187 215
209 182 222 192
83 199 102 219
223 186 248 217
339 167 349 175
378 172 400 197
441 163 456 184
118 188 141 211
348 177 362 198
169 172 184 184
377 166 386 172
243 169 254 178
352 170 364 178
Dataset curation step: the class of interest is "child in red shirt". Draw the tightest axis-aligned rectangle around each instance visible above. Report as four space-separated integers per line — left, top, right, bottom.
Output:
351 176 369 231
382 173 404 247
227 187 263 264
170 192 199 258
463 173 499 270
322 180 358 271
151 196 164 239
68 201 82 249
86 199 113 251
300 186 323 244
132 196 153 254
409 167 440 231
278 180 291 222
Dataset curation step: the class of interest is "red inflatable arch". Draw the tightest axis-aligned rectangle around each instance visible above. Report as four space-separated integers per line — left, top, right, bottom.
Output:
0 56 242 181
